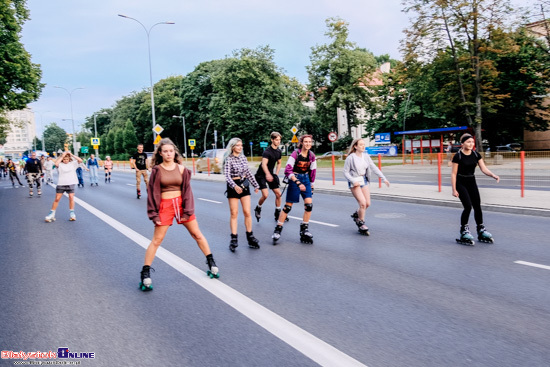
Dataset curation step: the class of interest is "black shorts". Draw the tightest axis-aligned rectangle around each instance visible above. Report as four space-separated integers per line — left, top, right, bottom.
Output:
226 179 251 199
255 174 280 190
56 184 76 194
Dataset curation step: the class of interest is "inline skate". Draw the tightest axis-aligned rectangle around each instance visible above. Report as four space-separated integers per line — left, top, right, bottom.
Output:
299 223 313 244
356 219 370 236
477 224 494 244
229 234 238 252
254 205 262 222
456 224 475 246
246 231 260 249
69 210 76 221
139 265 154 291
137 189 141 199
272 224 283 244
45 210 56 223
206 255 220 279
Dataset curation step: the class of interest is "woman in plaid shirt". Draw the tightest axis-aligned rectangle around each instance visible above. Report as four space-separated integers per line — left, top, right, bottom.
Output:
223 138 260 252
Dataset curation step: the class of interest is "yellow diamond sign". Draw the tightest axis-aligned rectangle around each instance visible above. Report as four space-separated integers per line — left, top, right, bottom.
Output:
291 126 298 134
152 124 164 135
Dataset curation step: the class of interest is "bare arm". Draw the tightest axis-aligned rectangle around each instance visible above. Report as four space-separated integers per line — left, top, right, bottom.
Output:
478 159 500 183
451 162 459 197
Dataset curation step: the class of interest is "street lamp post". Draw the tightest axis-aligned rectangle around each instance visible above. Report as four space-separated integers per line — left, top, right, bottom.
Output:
38 111 50 152
172 115 187 160
118 14 174 146
93 112 109 156
54 86 84 156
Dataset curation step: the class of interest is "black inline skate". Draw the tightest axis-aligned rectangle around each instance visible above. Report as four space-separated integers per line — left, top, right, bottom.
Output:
246 231 260 249
356 219 370 236
272 224 283 244
299 223 313 244
254 205 262 222
139 265 155 291
456 224 475 246
206 254 220 279
137 189 141 199
229 234 238 252
477 224 494 244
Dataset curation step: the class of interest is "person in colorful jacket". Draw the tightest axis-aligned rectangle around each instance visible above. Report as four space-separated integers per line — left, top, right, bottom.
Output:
272 134 316 244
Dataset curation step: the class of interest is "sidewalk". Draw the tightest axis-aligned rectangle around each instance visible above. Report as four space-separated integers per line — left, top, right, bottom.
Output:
114 163 550 217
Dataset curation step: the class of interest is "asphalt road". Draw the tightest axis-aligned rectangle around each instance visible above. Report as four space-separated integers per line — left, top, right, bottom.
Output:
1 171 549 367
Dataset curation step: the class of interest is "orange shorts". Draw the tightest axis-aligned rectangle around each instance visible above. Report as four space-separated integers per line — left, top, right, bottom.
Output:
157 196 196 226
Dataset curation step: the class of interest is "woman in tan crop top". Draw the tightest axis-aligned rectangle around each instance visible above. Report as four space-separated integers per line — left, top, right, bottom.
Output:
139 138 220 291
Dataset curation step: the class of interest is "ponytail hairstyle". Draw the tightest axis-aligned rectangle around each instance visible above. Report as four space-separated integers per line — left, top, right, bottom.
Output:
347 138 364 155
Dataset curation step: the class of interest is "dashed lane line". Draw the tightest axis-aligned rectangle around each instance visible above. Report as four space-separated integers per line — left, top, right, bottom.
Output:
72 195 366 367
514 261 550 271
198 198 223 204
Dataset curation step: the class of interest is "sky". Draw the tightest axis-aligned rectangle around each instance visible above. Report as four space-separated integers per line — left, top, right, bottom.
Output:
20 0 411 135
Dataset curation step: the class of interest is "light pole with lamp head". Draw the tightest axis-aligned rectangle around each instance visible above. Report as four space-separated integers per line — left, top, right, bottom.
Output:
37 111 50 152
172 115 187 160
118 14 175 147
54 86 84 156
93 112 109 156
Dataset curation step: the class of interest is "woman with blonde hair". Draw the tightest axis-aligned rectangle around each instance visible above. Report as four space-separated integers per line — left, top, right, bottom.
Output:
141 138 219 291
223 137 260 252
343 138 390 235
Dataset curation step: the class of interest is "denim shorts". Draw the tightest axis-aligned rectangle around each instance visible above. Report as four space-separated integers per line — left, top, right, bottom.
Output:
285 173 312 203
348 176 369 189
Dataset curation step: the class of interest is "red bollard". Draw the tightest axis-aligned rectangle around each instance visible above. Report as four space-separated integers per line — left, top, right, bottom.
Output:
331 155 335 185
192 157 195 175
207 157 211 176
438 153 442 192
520 151 525 198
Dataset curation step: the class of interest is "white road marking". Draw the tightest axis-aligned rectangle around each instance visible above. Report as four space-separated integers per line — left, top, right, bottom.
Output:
72 196 365 367
288 216 339 227
198 198 223 204
126 183 136 187
514 261 550 271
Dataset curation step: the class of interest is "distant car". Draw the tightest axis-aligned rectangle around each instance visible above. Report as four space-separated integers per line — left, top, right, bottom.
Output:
506 143 522 151
494 146 514 152
317 151 344 160
196 149 226 174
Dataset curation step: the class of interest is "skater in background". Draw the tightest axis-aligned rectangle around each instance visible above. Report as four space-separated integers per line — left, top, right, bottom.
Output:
103 156 113 183
223 137 260 252
0 159 6 178
43 156 55 183
25 151 43 197
44 151 82 222
7 159 23 187
272 134 317 244
141 138 219 291
76 161 89 187
87 154 100 186
343 138 390 236
130 143 149 199
253 132 283 222
451 133 500 245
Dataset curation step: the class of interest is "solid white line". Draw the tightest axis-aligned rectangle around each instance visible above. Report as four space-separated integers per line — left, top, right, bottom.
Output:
514 261 550 271
198 198 222 204
288 216 339 227
126 183 136 187
72 196 365 367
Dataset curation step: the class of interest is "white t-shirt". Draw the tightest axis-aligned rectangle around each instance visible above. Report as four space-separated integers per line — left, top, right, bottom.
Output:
57 160 79 186
44 160 54 171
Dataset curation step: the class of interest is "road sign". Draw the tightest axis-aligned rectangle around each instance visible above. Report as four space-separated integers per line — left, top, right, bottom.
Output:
188 139 196 147
291 126 298 134
152 124 164 135
81 146 89 154
90 137 100 146
93 145 99 150
154 135 162 145
260 141 268 148
328 132 338 142
291 135 299 143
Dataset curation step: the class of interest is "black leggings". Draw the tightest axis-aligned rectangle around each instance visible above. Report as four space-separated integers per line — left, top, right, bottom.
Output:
456 176 483 226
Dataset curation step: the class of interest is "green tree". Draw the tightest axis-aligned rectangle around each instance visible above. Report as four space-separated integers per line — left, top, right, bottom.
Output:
123 119 138 155
307 17 378 143
43 122 67 153
0 0 44 137
76 130 92 155
105 130 116 156
114 128 124 156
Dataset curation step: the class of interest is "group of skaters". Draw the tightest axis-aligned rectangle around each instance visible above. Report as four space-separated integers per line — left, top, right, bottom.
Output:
9 133 498 291
138 131 499 291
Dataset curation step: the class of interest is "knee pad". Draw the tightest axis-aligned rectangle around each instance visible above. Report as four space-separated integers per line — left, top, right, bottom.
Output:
304 203 313 212
283 204 292 214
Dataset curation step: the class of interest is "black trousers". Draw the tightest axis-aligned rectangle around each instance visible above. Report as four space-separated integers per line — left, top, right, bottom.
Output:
456 176 483 226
